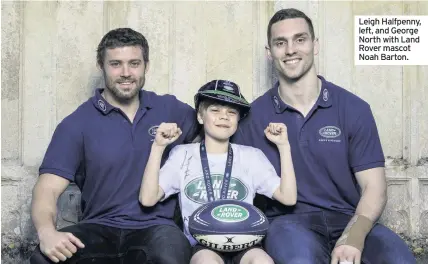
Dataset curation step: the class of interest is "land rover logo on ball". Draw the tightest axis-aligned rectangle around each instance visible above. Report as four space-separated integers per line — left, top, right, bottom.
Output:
211 204 249 223
319 126 341 138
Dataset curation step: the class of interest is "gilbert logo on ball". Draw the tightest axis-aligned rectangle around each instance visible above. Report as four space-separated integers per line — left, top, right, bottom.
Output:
211 204 249 223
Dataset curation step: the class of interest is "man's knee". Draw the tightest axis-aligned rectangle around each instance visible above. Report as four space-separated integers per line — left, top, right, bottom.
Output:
148 225 191 264
264 221 329 264
363 224 416 264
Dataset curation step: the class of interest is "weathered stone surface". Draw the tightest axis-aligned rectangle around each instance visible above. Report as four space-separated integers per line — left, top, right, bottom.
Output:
1 161 38 263
1 1 21 160
2 1 428 263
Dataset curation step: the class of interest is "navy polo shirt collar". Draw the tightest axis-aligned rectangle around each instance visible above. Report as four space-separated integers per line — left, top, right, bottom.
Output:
92 88 154 115
270 75 332 114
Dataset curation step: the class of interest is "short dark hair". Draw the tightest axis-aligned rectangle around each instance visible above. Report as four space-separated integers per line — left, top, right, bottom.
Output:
197 98 240 116
267 8 315 45
96 28 149 68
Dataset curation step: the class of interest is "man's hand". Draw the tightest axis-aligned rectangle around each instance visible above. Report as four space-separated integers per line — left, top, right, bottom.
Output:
264 123 289 146
39 229 85 263
154 123 182 147
331 245 361 264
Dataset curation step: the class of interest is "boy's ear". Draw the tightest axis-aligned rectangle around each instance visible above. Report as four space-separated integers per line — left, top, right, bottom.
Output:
197 112 204 124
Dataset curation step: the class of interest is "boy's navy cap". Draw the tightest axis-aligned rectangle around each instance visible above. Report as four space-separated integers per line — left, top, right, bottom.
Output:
194 80 251 118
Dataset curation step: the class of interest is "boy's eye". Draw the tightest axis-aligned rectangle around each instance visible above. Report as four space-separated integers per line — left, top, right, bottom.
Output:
210 108 219 112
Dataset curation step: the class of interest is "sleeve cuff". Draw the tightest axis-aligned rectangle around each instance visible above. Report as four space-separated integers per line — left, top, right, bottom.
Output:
266 177 281 199
352 161 385 173
158 180 178 202
39 168 74 181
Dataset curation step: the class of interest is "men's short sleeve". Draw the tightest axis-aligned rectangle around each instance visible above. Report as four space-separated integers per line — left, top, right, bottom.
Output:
39 119 83 181
250 148 281 198
174 100 199 144
159 146 183 201
231 113 253 147
349 105 385 173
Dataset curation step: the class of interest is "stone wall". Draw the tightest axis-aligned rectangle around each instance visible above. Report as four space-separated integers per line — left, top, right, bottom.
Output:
2 1 427 263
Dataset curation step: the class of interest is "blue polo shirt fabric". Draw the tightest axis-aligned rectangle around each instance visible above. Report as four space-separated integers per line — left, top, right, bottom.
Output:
232 75 385 217
39 88 199 229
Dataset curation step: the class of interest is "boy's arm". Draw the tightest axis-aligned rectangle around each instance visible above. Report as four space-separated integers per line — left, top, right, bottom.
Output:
139 122 183 207
272 143 297 206
139 144 166 207
262 122 297 206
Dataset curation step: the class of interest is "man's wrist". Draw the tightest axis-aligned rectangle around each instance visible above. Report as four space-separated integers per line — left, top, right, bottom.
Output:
335 214 374 251
37 225 56 238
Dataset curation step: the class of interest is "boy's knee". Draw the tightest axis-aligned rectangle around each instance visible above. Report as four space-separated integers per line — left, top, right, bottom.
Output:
247 257 274 264
190 249 224 264
241 248 274 264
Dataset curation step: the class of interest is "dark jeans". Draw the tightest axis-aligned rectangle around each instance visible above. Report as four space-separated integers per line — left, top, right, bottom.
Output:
30 223 191 264
263 211 416 264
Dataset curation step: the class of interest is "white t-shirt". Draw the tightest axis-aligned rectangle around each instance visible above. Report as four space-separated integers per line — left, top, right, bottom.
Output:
158 143 281 245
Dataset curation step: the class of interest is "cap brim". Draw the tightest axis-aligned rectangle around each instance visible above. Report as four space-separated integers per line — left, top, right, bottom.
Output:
197 90 250 109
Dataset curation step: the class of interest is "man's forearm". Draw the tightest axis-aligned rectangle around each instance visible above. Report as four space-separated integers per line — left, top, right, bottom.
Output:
32 187 58 236
354 184 387 222
335 168 387 251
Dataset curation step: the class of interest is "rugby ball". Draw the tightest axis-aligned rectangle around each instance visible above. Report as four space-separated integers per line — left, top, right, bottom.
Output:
188 199 269 252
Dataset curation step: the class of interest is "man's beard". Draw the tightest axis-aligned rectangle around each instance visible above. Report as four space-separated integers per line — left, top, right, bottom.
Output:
104 75 145 104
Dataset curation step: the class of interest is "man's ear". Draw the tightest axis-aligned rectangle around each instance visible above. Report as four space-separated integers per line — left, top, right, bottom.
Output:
144 61 150 73
266 44 273 61
313 37 319 56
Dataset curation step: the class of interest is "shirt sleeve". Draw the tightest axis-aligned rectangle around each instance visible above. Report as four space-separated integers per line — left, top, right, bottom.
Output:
174 98 200 144
230 112 253 146
349 105 385 173
39 117 83 181
158 145 183 201
250 148 281 199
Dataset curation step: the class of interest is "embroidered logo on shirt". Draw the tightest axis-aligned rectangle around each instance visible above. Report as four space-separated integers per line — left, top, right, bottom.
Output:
272 96 280 110
318 126 341 143
98 99 107 112
322 89 329 102
148 125 159 140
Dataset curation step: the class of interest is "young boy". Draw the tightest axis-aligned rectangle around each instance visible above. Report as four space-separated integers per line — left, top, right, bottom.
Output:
139 80 297 264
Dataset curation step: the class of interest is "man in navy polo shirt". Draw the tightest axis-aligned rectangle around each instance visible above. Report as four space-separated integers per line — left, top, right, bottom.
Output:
30 28 199 264
232 8 416 264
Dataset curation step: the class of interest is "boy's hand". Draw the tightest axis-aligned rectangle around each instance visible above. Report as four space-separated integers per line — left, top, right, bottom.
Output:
264 123 289 146
154 123 182 147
